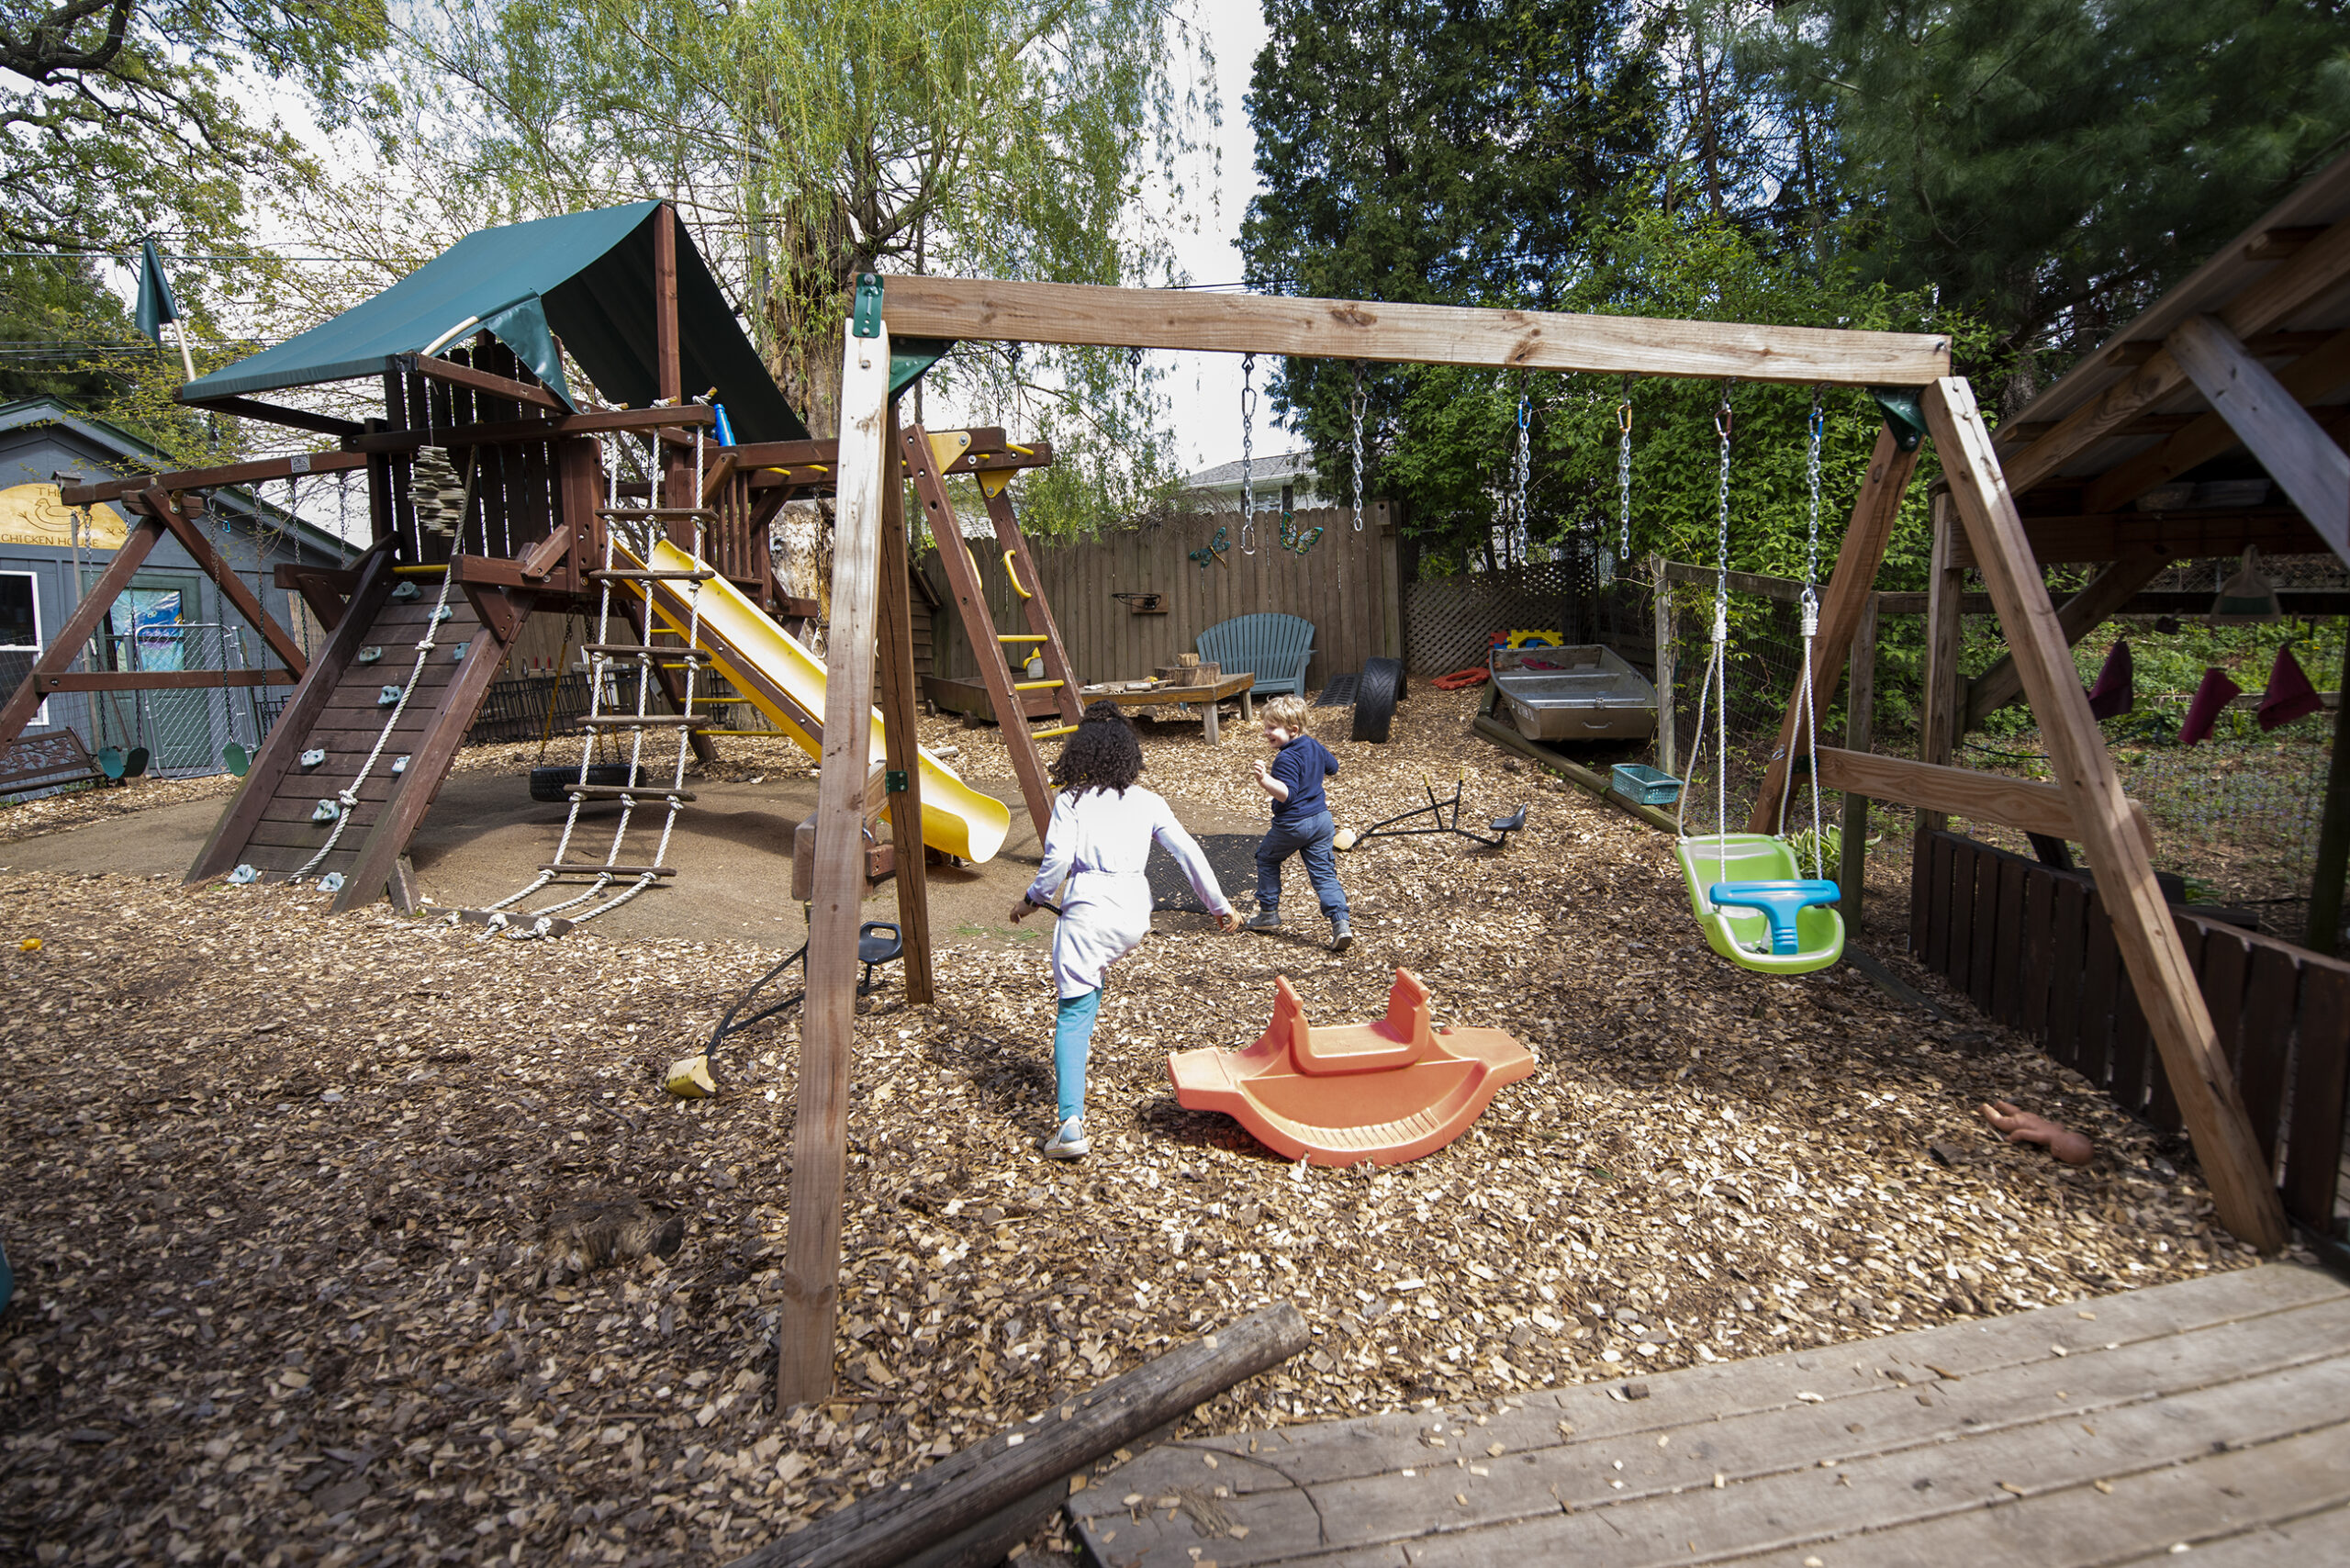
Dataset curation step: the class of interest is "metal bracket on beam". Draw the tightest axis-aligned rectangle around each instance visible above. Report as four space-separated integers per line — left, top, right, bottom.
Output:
1871 387 1929 453
853 273 886 339
889 337 954 398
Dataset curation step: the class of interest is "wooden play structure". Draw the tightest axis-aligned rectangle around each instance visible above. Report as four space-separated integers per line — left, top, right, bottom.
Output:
1168 969 1537 1165
0 203 1072 934
781 260 2304 1405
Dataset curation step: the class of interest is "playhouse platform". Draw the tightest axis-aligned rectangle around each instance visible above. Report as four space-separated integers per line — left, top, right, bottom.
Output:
1070 1262 2350 1566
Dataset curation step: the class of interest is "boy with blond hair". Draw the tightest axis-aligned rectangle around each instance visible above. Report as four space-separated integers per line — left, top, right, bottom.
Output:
1247 694 1350 951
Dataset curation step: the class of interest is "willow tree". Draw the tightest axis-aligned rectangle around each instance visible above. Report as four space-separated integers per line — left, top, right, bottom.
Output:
386 0 1213 530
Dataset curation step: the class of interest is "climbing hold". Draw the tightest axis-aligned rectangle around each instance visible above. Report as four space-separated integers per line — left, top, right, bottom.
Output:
311 799 341 823
318 872 347 893
391 755 409 775
17 936 39 951
377 685 403 706
300 747 327 769
431 605 454 623
227 865 261 885
356 645 384 665
390 581 420 602
451 644 466 661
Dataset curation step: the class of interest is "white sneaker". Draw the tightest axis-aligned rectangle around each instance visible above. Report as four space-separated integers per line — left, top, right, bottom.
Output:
1039 1116 1091 1159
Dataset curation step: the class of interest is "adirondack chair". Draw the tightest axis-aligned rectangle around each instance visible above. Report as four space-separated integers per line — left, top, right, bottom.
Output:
1197 612 1315 699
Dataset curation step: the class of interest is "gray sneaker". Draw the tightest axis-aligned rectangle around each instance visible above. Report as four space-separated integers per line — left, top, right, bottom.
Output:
1039 1116 1091 1159
1330 915 1353 953
1245 909 1282 932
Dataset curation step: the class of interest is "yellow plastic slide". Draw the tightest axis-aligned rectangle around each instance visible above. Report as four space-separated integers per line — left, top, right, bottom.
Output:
621 536 1012 863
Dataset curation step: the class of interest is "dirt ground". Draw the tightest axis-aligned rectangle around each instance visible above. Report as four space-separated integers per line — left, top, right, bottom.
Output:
0 685 2308 1568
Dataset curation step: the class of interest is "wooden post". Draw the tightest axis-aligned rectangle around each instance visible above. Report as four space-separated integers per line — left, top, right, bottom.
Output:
1925 375 2287 1254
1651 553 1676 780
2306 631 2350 956
1840 590 1878 922
874 398 934 1003
654 204 681 405
1918 487 1966 832
1748 427 1919 833
778 319 892 1407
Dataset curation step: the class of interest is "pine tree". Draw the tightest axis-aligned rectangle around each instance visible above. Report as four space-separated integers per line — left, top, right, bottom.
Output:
1748 0 2350 399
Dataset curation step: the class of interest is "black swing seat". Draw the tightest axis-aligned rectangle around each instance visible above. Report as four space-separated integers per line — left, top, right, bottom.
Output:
1489 805 1528 835
857 921 904 993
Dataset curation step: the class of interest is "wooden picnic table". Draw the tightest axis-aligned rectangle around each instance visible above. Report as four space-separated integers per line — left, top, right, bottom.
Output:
1085 672 1256 742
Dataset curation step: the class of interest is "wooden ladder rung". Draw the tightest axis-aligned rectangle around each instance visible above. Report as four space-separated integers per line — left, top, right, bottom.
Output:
582 643 715 661
539 862 677 877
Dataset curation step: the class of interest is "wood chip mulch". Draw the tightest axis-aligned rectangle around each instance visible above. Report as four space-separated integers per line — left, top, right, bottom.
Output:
0 685 2298 1568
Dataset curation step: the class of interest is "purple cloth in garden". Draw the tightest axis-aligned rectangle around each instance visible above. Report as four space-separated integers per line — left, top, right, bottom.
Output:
2257 645 2323 732
2180 666 2241 746
2087 637 2134 721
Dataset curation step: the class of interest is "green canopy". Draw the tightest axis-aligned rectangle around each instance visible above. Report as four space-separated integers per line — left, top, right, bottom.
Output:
179 203 808 442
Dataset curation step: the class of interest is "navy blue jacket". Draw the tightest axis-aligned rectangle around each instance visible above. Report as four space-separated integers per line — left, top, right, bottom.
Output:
1269 734 1339 822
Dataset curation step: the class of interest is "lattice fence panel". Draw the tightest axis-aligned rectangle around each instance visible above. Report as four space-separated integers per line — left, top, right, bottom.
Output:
1403 545 1651 676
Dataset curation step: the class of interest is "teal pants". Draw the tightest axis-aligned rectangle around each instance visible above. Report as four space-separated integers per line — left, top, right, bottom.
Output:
1054 989 1102 1125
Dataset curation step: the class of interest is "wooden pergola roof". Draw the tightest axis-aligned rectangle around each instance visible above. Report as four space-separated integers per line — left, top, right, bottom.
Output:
1986 151 2350 570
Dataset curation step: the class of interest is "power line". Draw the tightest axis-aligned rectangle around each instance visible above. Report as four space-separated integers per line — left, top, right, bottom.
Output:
0 251 353 262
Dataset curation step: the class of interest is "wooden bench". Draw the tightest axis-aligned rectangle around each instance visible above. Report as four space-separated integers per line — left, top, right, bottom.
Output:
1197 611 1315 699
0 730 109 798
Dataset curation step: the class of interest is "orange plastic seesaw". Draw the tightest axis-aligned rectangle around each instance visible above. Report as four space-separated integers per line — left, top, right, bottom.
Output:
1167 969 1537 1166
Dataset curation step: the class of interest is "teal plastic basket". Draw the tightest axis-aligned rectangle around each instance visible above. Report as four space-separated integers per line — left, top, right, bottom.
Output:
1610 763 1683 807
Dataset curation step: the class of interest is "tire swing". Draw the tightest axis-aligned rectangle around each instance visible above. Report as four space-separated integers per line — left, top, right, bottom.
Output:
1671 384 1844 976
1352 656 1406 743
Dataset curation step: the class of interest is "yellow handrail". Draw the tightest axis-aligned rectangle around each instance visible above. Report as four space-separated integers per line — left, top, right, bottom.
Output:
1002 550 1033 599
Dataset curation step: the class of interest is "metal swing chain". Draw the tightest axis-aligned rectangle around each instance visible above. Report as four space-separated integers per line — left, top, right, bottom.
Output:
1510 389 1531 568
1710 383 1735 885
1616 375 1633 563
1784 387 1830 879
1239 353 1257 554
1348 363 1366 532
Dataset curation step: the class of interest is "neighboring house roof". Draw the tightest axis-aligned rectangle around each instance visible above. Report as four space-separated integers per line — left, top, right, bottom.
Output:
1182 450 1323 492
0 396 350 557
177 202 809 443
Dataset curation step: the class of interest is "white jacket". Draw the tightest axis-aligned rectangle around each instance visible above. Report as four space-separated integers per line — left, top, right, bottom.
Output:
1025 785 1230 997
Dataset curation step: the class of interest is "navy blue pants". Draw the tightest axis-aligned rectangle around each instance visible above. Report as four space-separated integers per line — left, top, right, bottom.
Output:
1256 810 1348 919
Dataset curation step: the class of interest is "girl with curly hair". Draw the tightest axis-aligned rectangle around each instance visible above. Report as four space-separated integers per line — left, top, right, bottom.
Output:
1010 700 1239 1157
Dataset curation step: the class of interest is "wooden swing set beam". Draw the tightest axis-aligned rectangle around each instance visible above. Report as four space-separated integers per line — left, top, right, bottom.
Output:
878 277 1952 386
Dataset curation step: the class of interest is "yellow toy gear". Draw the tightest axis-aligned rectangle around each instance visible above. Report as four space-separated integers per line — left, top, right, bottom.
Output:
1505 628 1563 649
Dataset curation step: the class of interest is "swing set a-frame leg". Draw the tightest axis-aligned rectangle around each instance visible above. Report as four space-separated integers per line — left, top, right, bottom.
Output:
1923 375 2287 1254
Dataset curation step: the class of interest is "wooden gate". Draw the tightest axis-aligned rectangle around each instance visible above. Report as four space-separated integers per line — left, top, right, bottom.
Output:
1912 827 2349 1237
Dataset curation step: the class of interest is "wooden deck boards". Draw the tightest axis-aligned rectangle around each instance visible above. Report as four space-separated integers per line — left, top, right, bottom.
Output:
1069 1264 2350 1567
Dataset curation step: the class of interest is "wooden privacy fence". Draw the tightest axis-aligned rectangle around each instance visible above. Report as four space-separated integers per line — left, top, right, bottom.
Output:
1912 827 2349 1235
922 504 1400 695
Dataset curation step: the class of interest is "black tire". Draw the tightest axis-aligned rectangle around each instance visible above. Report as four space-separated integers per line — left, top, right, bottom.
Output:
531 763 645 802
1351 657 1404 744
